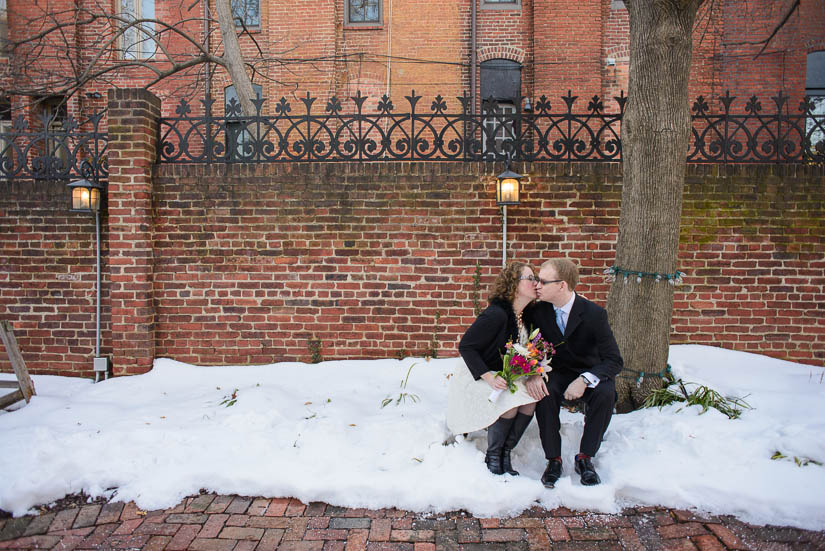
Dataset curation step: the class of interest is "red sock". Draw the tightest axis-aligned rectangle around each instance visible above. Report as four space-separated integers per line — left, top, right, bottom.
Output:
576 453 590 461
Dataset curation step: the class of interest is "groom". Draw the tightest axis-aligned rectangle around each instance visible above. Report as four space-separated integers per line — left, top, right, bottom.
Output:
525 258 623 487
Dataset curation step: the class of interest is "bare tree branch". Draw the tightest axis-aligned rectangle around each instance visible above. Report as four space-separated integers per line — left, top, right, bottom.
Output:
1 0 282 115
721 0 799 58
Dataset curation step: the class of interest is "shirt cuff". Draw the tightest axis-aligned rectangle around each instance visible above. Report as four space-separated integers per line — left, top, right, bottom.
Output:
580 372 600 388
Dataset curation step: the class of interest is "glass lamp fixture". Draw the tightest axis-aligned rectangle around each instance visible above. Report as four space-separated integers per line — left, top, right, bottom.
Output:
496 168 522 205
67 178 103 212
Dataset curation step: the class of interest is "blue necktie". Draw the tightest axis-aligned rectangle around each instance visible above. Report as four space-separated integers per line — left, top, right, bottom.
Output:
555 308 566 335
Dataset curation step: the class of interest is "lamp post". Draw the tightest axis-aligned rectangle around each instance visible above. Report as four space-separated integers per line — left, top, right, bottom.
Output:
495 157 522 268
67 178 108 381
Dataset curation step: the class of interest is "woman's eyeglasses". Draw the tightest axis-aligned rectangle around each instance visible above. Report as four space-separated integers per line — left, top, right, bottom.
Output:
519 275 564 285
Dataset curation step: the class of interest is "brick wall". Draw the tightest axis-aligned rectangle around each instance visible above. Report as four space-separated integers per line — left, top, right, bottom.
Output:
2 160 823 378
0 180 111 377
674 165 825 362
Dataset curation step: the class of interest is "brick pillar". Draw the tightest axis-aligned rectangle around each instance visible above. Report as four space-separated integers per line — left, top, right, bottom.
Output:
106 89 161 375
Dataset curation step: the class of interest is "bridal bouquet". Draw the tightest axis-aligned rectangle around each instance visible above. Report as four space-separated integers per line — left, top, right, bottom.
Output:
489 327 556 403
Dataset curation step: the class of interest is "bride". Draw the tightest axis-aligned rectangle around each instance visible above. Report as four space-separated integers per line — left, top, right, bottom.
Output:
447 261 539 475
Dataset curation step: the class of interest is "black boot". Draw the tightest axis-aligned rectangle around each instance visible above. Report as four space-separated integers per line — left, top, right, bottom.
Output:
485 416 515 475
502 412 533 475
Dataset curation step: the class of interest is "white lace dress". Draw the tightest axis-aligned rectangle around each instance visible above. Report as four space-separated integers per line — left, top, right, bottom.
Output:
446 323 536 435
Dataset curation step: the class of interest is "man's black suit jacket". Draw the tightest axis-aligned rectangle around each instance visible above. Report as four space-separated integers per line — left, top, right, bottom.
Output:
526 295 623 382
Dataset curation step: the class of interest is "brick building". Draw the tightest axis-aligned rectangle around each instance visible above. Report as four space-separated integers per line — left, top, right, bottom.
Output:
1 0 824 123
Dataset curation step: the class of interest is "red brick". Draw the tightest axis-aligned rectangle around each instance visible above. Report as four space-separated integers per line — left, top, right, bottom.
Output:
266 498 291 517
693 534 725 551
112 518 144 535
369 519 392 542
658 523 708 539
706 524 749 550
545 517 570 541
167 524 201 550
345 528 369 551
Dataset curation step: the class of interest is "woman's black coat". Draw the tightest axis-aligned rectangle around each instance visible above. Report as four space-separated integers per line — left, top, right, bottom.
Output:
458 298 519 380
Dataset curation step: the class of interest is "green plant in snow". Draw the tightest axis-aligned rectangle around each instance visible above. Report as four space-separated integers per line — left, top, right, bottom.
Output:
771 451 822 467
381 363 420 408
641 372 751 419
219 388 239 407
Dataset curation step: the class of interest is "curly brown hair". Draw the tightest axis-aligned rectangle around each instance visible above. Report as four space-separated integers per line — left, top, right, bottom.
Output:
489 260 533 304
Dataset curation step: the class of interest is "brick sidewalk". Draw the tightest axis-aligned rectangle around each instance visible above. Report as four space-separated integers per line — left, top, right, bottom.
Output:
1 495 823 550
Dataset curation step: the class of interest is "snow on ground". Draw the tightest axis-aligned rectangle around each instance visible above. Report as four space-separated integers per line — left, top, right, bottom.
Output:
1 345 824 530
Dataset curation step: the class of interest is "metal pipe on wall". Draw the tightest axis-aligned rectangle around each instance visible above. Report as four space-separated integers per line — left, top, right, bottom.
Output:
471 0 477 114
501 205 507 268
204 1 211 104
95 209 100 361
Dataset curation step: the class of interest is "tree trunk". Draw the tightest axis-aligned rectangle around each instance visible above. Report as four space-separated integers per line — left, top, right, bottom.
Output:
607 0 703 412
214 0 257 117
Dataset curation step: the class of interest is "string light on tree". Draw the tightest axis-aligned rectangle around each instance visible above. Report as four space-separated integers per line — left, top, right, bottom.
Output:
603 266 686 285
619 364 674 388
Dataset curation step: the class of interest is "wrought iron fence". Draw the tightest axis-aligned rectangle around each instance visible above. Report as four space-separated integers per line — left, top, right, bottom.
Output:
0 111 108 181
157 90 825 164
0 92 823 182
689 92 825 163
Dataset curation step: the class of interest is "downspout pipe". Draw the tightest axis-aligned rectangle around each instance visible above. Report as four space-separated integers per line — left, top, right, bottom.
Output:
204 2 211 106
471 0 477 116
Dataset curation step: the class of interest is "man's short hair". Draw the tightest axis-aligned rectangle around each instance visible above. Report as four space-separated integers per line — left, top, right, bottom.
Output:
541 258 579 290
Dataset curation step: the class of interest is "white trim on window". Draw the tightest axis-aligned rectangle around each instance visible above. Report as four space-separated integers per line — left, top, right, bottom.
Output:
345 0 383 27
120 0 157 60
232 0 260 30
481 0 521 11
482 102 517 155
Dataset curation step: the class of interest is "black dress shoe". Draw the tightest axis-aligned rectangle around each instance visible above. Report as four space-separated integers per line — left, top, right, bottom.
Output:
541 459 562 488
574 456 601 486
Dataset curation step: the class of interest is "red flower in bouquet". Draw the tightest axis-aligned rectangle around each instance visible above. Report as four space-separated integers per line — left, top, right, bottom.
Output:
495 327 557 395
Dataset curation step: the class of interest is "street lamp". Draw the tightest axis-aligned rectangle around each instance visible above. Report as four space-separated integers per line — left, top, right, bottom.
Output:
495 158 522 268
68 178 102 212
67 178 109 381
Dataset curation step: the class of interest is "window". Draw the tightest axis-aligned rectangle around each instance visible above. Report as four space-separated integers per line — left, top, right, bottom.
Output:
120 0 156 59
39 96 69 164
0 0 8 58
232 0 260 29
225 83 263 160
483 103 517 156
806 51 825 156
482 0 521 10
346 0 382 26
480 59 522 156
0 97 12 175
0 98 10 133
